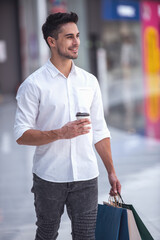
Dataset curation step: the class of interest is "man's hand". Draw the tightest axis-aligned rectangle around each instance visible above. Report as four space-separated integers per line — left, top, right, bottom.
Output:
59 119 91 139
108 172 121 196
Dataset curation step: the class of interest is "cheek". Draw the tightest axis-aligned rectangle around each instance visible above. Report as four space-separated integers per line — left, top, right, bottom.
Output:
63 42 71 50
57 41 67 51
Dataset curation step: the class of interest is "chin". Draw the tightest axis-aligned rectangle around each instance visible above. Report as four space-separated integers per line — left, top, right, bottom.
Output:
67 55 78 60
72 56 78 59
72 53 78 59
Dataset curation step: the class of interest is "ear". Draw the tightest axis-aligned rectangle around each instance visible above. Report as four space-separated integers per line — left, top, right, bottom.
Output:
47 36 56 48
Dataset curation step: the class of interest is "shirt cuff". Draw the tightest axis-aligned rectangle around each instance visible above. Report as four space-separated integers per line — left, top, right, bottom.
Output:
14 126 31 141
93 129 111 145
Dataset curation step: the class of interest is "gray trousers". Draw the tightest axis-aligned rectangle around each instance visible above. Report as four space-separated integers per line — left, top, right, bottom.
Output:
31 174 98 240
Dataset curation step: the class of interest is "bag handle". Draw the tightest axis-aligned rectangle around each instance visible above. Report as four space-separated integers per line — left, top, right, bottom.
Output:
104 192 125 207
117 192 124 204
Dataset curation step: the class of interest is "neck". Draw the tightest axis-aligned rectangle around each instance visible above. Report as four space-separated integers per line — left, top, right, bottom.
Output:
50 55 72 78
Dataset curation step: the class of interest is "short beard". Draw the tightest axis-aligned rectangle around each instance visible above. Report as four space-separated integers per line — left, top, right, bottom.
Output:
57 49 78 60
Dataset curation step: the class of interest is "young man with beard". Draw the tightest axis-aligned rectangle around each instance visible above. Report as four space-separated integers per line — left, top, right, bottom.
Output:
14 12 121 240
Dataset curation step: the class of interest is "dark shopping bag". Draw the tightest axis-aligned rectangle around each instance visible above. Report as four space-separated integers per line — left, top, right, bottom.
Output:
95 203 129 240
121 203 154 240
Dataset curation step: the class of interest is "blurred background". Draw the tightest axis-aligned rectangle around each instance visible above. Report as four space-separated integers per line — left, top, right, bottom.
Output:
0 0 160 239
1 0 160 138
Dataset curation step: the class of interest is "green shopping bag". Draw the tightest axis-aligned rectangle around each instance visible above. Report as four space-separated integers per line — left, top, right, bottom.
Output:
121 203 154 240
117 193 154 240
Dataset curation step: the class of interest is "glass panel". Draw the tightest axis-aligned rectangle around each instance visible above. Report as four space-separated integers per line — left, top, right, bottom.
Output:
101 21 144 134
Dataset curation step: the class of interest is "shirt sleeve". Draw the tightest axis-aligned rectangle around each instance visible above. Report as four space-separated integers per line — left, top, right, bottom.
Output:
14 78 39 141
90 77 111 144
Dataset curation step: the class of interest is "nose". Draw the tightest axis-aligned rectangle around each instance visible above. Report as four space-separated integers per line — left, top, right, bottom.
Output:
73 37 80 46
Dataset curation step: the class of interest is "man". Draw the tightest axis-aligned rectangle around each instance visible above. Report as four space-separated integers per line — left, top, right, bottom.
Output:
14 12 121 240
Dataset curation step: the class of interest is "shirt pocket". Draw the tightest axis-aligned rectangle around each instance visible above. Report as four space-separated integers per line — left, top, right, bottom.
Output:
77 88 93 111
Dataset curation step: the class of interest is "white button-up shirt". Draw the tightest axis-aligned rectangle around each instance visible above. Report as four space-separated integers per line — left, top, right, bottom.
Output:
14 59 111 182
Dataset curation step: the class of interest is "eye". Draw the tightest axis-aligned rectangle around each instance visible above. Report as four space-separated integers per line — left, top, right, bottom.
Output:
67 35 73 39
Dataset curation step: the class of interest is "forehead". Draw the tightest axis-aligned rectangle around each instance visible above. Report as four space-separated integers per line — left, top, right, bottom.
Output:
59 22 79 35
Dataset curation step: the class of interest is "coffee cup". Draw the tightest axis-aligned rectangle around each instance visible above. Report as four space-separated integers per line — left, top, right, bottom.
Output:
76 112 90 120
76 112 91 128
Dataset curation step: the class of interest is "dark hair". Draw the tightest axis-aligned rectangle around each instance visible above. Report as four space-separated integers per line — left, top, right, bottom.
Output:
42 12 78 47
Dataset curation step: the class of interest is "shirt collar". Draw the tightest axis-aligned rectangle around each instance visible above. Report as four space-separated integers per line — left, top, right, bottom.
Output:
70 61 76 75
46 59 77 79
46 59 60 78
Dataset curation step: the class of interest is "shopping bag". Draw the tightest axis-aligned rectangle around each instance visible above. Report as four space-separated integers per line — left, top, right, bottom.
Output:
121 203 154 240
95 203 129 240
115 193 154 240
127 209 141 240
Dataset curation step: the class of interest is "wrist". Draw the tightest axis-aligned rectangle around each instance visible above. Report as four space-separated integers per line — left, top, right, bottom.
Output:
108 169 116 176
55 128 64 140
50 129 62 141
105 161 116 175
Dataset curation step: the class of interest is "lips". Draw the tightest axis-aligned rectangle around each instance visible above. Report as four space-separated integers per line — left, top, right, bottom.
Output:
71 49 78 52
69 47 79 53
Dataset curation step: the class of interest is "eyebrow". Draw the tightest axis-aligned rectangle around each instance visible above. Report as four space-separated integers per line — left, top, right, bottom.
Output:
64 32 80 37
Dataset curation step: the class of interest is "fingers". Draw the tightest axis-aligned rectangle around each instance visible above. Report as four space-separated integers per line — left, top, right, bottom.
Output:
61 119 91 139
109 180 121 196
75 118 91 125
109 184 117 196
76 123 91 135
109 189 116 196
73 119 91 135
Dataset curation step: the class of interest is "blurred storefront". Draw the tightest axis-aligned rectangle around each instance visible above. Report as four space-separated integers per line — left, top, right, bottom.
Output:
141 1 160 139
18 0 49 80
0 0 21 95
101 0 143 135
87 0 160 140
0 0 89 97
0 0 49 97
87 0 144 134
